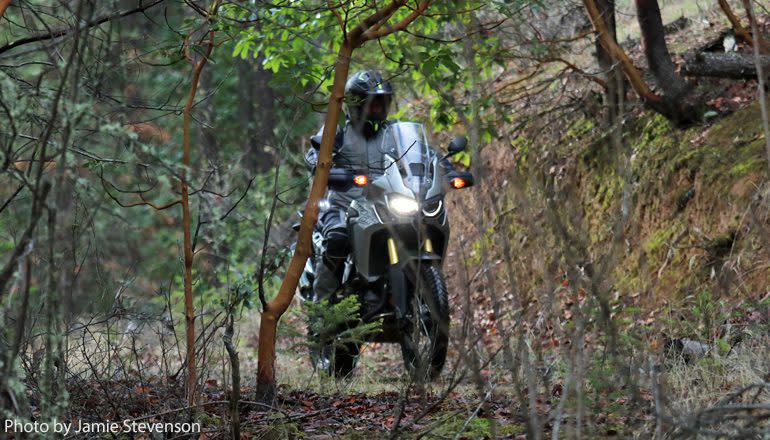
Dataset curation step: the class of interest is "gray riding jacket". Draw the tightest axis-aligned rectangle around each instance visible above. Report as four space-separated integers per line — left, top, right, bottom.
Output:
304 122 391 207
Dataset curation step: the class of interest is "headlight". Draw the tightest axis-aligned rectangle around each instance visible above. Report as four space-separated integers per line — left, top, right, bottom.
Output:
422 199 443 217
388 195 419 215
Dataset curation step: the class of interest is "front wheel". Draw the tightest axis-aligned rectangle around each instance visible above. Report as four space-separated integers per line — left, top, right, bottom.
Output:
400 264 449 381
309 339 360 378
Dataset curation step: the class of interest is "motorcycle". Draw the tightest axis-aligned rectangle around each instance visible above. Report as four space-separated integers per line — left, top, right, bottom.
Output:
296 121 474 379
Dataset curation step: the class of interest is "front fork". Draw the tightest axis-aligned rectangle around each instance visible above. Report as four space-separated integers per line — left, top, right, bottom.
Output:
387 236 434 320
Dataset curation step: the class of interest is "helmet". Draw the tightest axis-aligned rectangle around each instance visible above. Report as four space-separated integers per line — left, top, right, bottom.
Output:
344 70 394 133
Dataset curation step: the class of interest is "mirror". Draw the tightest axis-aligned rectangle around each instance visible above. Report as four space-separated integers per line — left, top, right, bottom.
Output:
447 136 468 156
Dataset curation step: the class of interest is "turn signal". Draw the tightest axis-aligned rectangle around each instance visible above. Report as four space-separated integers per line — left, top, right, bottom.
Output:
354 175 368 186
451 177 466 189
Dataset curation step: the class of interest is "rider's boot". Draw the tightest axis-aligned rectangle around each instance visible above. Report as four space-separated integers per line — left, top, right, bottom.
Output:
310 257 343 372
309 223 348 372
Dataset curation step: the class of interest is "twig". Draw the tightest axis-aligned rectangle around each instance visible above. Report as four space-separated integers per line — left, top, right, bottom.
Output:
223 314 240 440
0 182 51 300
650 356 664 439
742 0 770 171
550 364 573 440
0 0 167 56
219 176 255 221
0 183 23 215
258 161 281 311
453 388 495 440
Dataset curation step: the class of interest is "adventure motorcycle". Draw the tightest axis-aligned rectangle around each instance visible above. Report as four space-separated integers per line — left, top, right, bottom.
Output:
296 122 474 379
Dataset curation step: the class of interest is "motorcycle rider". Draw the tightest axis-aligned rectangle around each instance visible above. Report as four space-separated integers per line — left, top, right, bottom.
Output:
302 70 467 377
304 70 395 303
304 69 460 305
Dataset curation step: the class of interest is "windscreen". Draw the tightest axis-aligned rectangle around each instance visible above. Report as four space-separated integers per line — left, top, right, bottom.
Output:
378 122 434 195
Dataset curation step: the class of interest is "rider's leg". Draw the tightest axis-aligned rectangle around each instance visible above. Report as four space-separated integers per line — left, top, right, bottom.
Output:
313 207 349 302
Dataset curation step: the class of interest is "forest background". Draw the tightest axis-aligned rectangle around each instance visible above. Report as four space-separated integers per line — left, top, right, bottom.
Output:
1 0 770 438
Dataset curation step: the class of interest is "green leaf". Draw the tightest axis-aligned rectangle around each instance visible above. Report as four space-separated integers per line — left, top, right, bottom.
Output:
421 59 438 76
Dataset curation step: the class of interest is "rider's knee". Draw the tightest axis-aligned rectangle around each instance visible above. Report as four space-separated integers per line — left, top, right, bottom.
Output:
324 227 349 261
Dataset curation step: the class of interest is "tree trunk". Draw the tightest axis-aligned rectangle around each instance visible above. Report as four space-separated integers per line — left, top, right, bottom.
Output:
594 0 624 129
0 1 10 20
634 0 700 126
236 59 259 172
182 29 216 407
253 60 276 170
683 51 770 79
583 0 653 97
636 0 688 99
254 40 354 404
235 56 276 173
237 53 276 174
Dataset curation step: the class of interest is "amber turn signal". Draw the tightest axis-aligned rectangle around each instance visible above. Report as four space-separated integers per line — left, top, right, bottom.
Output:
451 177 466 189
354 175 368 186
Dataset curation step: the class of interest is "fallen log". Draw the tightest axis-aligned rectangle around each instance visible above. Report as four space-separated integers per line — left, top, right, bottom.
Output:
683 51 770 79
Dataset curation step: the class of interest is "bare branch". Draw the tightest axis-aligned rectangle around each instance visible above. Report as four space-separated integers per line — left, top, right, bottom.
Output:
348 0 405 44
0 182 51 300
0 0 167 57
742 0 770 170
99 171 182 210
361 0 431 41
327 0 347 38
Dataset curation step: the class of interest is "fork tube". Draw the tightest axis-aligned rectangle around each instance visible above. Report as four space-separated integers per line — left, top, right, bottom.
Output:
387 237 399 264
423 238 434 253
387 237 407 320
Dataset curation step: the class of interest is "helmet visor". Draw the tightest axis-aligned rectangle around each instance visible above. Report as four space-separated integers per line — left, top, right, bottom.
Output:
347 93 391 123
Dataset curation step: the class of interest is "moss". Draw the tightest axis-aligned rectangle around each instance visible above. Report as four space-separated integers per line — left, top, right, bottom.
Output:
696 105 766 185
467 227 495 267
565 117 595 140
511 135 533 169
196 414 220 426
644 222 682 255
500 422 527 436
259 422 300 439
638 114 675 151
669 147 701 174
598 172 623 212
729 156 765 177
615 271 642 293
627 103 766 191
427 413 525 438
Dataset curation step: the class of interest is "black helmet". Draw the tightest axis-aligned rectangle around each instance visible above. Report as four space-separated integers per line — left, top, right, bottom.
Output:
345 70 394 131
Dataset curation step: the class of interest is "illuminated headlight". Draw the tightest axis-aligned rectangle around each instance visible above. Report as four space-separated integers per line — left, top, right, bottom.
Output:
387 195 419 215
422 200 443 217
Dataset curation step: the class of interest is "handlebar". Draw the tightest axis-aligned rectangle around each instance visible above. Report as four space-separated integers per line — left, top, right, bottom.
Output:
326 168 474 191
327 168 355 191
